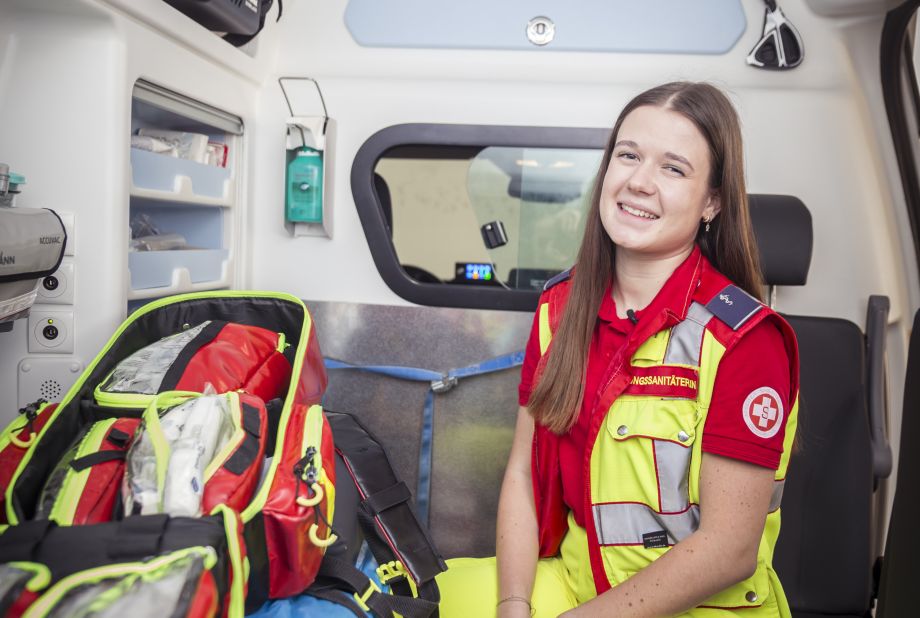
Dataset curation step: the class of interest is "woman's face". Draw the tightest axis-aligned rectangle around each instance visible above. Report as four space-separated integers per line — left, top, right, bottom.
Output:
599 105 721 260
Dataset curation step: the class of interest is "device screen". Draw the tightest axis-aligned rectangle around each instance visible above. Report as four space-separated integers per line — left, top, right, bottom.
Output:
456 262 495 283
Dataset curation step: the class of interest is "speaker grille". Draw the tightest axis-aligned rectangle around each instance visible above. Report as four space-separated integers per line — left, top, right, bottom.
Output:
40 379 62 400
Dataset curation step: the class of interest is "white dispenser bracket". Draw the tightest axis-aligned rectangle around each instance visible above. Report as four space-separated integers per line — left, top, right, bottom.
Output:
280 78 333 238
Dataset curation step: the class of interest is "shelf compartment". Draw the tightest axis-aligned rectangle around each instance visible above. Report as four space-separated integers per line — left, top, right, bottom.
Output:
130 147 233 205
128 249 231 295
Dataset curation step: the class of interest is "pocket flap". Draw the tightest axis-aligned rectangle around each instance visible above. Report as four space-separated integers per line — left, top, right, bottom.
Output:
606 398 698 446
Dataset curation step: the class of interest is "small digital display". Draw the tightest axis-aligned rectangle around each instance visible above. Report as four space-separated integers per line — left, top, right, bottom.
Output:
456 262 494 283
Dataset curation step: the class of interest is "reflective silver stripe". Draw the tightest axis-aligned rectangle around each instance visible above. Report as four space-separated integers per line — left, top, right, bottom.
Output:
664 302 713 366
593 503 700 545
655 440 692 512
769 479 785 512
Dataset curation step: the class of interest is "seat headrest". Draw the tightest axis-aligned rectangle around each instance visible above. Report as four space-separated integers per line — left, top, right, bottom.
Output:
748 194 813 286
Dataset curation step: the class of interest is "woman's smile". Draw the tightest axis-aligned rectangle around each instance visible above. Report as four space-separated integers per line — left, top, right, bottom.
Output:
617 201 660 220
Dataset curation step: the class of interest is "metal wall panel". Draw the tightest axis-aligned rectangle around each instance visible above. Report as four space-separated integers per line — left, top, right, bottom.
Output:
306 300 532 558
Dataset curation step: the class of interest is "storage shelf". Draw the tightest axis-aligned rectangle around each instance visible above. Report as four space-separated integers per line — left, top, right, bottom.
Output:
130 183 232 208
127 252 233 300
127 86 242 305
130 147 234 207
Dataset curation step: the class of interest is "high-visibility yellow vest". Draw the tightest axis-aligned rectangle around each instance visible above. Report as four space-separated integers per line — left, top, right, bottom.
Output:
532 260 799 615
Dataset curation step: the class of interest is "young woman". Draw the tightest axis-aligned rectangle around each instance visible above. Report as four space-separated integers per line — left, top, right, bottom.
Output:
438 82 799 617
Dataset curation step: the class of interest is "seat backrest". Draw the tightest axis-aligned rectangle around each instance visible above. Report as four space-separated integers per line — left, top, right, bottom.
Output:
749 194 877 616
773 315 874 614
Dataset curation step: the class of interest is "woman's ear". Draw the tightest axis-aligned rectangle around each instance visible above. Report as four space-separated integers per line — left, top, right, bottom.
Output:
704 191 722 220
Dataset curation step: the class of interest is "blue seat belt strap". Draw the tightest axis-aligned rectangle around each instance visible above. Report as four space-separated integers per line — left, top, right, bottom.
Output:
324 351 525 525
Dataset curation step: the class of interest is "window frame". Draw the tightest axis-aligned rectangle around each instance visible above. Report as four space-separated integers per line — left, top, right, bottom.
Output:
350 122 610 311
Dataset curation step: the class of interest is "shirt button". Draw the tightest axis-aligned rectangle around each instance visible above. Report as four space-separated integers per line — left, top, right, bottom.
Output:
745 591 758 603
677 431 690 442
617 425 628 436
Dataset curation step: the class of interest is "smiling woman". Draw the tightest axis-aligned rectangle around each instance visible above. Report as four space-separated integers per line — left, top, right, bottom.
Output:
436 82 799 618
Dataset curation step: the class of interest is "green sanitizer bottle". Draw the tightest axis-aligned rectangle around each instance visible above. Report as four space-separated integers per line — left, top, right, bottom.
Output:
286 147 324 223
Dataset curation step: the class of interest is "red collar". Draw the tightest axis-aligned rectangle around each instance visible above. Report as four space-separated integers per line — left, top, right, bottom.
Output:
599 245 704 328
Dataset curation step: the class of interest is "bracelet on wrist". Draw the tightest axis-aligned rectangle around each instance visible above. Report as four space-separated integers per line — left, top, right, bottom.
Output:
497 595 535 616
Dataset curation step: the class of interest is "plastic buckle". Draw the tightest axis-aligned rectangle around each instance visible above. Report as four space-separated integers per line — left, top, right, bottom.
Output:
430 375 457 394
376 560 408 586
354 578 381 612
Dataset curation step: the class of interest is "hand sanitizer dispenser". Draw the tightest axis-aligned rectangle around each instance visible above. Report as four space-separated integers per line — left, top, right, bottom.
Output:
280 77 332 237
286 146 324 223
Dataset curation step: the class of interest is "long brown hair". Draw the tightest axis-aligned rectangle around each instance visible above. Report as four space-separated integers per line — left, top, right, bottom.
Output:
529 82 765 434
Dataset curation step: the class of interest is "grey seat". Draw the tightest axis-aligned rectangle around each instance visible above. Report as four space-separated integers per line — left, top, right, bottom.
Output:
749 194 889 618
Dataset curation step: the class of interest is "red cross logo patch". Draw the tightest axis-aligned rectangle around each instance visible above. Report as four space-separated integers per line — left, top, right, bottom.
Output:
742 387 784 439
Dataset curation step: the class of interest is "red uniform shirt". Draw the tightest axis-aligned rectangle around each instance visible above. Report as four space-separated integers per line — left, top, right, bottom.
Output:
518 260 791 528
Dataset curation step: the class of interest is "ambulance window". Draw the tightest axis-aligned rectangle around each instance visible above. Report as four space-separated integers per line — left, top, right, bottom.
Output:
353 124 609 311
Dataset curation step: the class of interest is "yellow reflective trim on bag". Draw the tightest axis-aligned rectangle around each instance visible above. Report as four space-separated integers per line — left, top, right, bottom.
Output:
203 392 245 482
2 403 56 524
22 546 217 618
241 295 314 522
92 382 155 409
141 392 200 509
7 562 51 592
48 418 117 525
305 404 337 534
211 504 246 618
0 402 51 452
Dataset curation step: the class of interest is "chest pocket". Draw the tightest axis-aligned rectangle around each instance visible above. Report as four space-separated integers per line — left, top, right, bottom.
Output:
592 397 699 516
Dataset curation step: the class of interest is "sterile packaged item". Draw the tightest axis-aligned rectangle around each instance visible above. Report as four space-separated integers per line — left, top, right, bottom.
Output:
130 233 192 252
123 401 194 515
136 128 209 163
99 322 211 396
162 395 234 517
130 135 177 156
124 394 236 518
130 213 160 239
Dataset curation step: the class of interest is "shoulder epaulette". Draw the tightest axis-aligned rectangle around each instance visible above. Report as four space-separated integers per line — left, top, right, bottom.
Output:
543 268 573 292
704 284 764 331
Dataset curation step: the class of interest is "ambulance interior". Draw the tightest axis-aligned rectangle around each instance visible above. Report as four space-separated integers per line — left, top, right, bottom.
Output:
1 0 919 614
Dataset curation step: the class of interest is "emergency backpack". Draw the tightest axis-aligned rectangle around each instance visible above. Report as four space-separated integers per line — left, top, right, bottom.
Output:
0 292 336 615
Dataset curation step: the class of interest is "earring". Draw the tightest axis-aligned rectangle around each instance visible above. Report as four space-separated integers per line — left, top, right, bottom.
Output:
703 216 711 233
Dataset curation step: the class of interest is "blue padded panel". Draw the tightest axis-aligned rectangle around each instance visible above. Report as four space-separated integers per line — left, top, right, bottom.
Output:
345 0 747 54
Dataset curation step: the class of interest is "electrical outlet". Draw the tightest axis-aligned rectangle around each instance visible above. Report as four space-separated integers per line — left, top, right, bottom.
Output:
58 211 75 256
17 357 84 408
28 310 74 354
36 260 74 305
